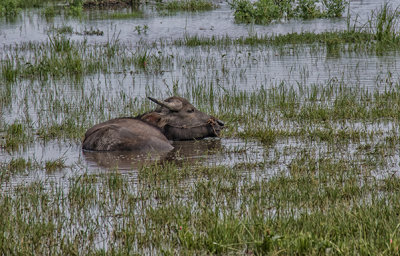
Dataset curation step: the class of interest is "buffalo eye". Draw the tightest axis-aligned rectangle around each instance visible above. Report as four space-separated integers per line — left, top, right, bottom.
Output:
187 108 194 113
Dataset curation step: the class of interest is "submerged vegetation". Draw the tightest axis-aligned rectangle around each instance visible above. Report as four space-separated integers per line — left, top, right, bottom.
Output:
2 0 400 254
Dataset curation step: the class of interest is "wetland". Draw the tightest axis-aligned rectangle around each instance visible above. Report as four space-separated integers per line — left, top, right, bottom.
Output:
1 0 400 254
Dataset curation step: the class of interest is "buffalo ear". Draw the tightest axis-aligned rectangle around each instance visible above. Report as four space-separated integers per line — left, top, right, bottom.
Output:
141 112 168 128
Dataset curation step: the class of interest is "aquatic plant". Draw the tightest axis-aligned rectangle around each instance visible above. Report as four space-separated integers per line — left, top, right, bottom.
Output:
83 0 134 8
157 0 217 12
0 0 21 17
322 0 347 18
230 0 348 24
1 122 33 151
174 31 374 47
134 24 148 35
43 6 56 18
105 9 144 19
294 0 323 19
1 59 19 83
4 157 33 173
52 25 74 35
0 0 53 16
230 0 285 24
1 149 400 254
369 3 400 43
44 158 66 172
66 0 83 16
1 2 400 254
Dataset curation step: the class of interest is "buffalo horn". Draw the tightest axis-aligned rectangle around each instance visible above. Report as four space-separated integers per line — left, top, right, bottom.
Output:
148 97 182 111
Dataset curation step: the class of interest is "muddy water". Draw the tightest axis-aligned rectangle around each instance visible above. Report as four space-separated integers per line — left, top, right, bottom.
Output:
0 0 399 184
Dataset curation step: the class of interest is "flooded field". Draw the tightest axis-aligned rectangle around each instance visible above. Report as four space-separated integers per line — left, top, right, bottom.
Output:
1 0 400 254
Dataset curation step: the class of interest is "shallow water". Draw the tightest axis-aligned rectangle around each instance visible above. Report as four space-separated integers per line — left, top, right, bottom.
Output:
0 0 399 184
0 0 387 46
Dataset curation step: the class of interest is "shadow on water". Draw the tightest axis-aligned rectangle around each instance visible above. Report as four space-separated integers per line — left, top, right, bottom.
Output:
82 138 222 170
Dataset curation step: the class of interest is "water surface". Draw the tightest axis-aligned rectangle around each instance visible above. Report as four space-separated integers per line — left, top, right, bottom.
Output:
0 0 399 185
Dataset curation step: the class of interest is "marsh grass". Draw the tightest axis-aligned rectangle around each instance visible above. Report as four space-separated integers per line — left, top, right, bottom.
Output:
65 0 83 16
156 0 217 12
2 2 400 254
174 31 377 50
176 4 400 51
1 122 33 151
0 0 20 17
0 0 57 16
52 25 74 35
83 0 134 8
1 152 400 254
45 158 66 172
106 9 143 19
43 5 56 18
1 59 19 83
230 0 348 25
37 119 86 140
369 3 400 44
2 157 33 174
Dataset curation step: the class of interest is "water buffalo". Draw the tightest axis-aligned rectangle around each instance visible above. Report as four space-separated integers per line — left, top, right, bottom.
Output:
82 96 224 152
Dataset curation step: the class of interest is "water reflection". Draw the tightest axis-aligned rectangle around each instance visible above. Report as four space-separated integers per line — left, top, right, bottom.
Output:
83 139 222 170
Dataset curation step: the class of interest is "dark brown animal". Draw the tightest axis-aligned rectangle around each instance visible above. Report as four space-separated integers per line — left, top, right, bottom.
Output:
82 96 224 152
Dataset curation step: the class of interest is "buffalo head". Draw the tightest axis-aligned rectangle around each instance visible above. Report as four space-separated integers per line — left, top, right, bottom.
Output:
140 96 224 141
